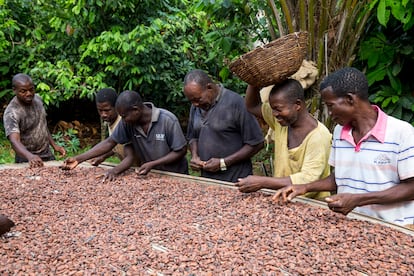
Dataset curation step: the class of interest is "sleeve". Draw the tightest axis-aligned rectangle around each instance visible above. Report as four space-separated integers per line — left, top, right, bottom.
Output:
261 102 276 130
289 125 332 184
328 125 341 167
166 114 187 151
238 99 264 145
110 120 130 145
3 105 20 137
397 122 414 180
186 106 199 141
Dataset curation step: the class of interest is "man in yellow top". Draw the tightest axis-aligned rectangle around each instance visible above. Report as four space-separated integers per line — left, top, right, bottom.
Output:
236 79 331 200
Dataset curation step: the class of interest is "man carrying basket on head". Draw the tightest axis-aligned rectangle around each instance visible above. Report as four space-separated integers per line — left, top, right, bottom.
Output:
236 78 332 200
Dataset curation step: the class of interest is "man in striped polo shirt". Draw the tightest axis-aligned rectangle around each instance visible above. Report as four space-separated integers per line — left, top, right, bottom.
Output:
274 67 414 226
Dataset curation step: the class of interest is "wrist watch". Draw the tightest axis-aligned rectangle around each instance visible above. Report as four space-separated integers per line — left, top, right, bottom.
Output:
220 158 227 171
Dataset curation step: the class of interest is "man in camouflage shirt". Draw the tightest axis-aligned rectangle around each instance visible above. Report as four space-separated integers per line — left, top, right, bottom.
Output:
3 73 66 167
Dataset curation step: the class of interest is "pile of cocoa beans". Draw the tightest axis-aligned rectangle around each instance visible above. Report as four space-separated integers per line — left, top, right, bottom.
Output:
1 166 413 275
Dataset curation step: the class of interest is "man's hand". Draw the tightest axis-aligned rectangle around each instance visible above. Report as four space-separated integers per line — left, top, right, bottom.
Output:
90 156 106 166
60 157 79 170
0 214 15 235
136 162 153 175
235 176 263 193
273 185 307 203
189 156 206 171
203 158 220 172
325 193 358 215
102 169 118 182
28 155 44 168
53 145 66 157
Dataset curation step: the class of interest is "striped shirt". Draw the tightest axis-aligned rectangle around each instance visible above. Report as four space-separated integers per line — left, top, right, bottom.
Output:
330 106 414 225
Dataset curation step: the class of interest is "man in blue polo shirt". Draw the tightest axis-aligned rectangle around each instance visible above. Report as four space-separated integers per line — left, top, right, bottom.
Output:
62 90 188 177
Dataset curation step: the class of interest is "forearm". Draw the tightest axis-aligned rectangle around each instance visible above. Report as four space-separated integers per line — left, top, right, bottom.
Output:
150 147 187 167
8 133 35 160
354 178 414 207
75 139 115 163
111 155 134 175
245 85 263 118
10 140 34 160
302 173 337 193
48 132 58 148
188 139 199 158
224 143 264 167
101 150 115 159
259 175 293 190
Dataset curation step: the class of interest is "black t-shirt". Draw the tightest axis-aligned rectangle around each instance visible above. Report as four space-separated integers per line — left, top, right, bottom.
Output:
187 87 264 182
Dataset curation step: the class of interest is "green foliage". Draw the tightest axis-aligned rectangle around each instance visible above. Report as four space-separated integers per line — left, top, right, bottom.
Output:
1 0 414 128
374 0 414 31
358 10 414 124
0 0 264 121
52 128 81 157
0 124 14 164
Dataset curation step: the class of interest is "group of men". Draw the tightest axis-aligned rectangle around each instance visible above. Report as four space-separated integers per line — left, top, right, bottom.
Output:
2 67 414 229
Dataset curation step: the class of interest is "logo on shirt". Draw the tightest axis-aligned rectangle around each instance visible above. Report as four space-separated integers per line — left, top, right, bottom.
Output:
373 153 391 165
155 133 165 141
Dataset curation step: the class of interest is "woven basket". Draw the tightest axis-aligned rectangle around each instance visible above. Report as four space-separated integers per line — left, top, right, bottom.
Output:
229 32 308 87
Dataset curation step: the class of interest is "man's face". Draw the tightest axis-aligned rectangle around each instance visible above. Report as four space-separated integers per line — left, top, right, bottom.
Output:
116 105 140 125
14 80 35 105
96 101 118 124
183 82 215 111
268 92 299 126
321 86 352 126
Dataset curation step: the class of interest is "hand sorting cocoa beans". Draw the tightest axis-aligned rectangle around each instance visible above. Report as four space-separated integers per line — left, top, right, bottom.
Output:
0 214 14 235
0 166 413 274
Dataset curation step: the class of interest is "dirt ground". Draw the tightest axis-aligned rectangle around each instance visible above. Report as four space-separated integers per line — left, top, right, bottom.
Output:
1 163 413 275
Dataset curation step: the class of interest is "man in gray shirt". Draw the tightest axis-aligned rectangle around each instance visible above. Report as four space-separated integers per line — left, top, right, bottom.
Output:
184 69 264 182
3 73 66 167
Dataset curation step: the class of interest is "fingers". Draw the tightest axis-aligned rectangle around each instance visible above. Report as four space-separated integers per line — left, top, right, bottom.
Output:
59 159 78 170
190 160 206 169
103 174 115 182
91 160 101 166
137 167 149 175
273 186 295 204
328 205 346 215
29 160 43 168
272 190 286 203
237 186 248 193
189 164 202 171
235 178 245 188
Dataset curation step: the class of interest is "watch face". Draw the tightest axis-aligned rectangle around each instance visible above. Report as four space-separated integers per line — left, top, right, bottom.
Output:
220 158 227 171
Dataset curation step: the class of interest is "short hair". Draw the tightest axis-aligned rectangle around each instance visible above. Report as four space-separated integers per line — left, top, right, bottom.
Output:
269 79 305 104
320 67 369 100
183 69 213 88
12 73 33 88
95 88 117 106
115 90 143 110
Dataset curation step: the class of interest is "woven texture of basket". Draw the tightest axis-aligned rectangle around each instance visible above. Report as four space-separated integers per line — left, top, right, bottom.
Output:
229 32 308 87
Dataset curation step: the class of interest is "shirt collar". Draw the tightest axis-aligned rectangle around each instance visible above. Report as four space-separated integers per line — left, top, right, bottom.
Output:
340 105 387 144
215 84 224 103
209 84 223 110
200 84 223 116
144 102 160 123
109 115 122 130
